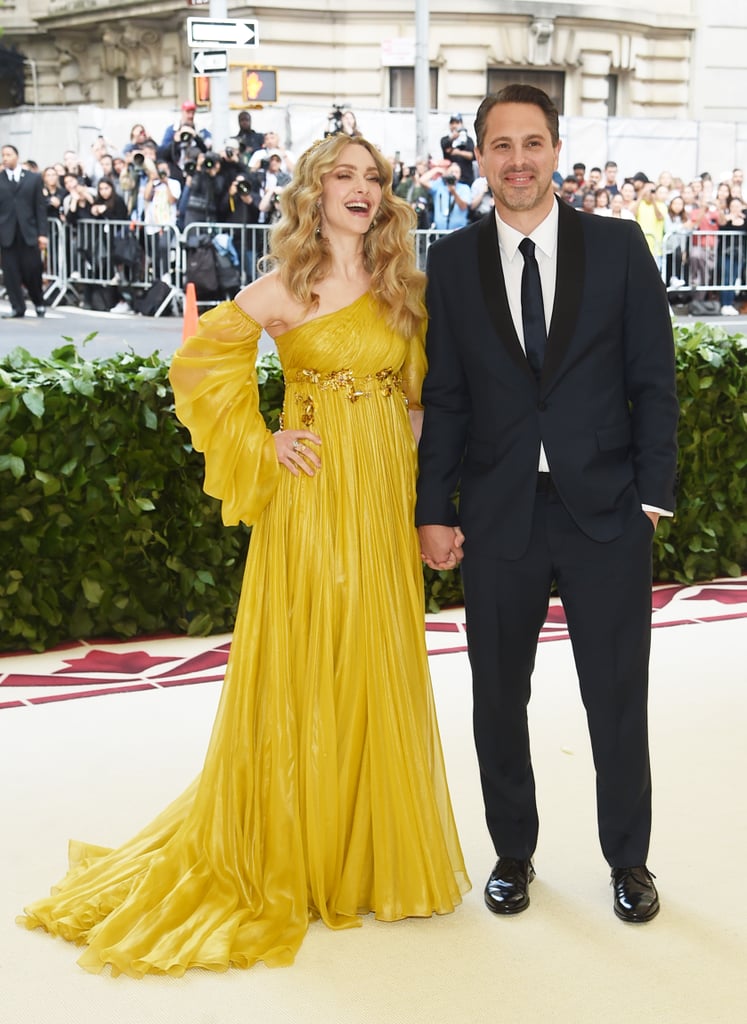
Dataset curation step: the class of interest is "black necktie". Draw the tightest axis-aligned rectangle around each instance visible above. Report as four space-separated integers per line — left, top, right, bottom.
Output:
518 237 547 379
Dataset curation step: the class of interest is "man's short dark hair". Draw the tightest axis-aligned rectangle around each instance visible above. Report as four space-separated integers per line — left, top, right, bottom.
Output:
474 85 560 150
2 143 19 156
605 160 617 170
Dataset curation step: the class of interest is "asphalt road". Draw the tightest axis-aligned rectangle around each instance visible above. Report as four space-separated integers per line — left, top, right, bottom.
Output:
0 300 277 362
1 298 744 365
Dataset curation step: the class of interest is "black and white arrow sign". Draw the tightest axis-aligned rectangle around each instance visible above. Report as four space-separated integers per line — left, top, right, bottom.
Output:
187 18 258 49
192 49 229 75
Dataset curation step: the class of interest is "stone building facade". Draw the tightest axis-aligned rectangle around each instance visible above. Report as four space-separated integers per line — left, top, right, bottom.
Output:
1 2 744 177
0 1 740 121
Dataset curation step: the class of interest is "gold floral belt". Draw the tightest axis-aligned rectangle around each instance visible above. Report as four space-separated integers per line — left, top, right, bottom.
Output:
283 367 404 428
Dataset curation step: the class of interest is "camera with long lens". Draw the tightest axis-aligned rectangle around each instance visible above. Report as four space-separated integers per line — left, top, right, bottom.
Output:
184 160 196 176
132 151 145 167
325 105 343 137
179 131 192 144
442 174 457 187
203 155 217 170
236 179 251 196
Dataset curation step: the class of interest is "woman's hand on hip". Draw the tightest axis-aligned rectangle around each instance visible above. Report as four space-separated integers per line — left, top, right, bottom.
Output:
274 430 322 476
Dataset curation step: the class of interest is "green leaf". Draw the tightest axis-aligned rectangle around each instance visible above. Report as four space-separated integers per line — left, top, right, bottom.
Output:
81 577 105 605
0 454 25 480
21 388 45 418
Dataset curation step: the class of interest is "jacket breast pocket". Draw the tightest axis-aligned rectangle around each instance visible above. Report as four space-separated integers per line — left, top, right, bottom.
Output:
596 421 632 452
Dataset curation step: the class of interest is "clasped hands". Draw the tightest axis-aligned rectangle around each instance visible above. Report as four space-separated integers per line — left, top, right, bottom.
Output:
418 524 464 571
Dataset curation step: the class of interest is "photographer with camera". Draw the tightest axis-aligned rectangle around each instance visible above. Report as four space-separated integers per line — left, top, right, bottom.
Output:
235 111 264 161
182 150 226 228
257 151 292 225
218 169 262 280
159 101 212 182
440 113 476 187
143 159 182 282
394 158 433 230
419 161 471 231
120 139 159 220
218 141 244 189
248 131 296 175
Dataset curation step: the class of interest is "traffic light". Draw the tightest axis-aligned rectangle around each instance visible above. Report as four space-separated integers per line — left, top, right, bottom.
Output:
242 68 277 105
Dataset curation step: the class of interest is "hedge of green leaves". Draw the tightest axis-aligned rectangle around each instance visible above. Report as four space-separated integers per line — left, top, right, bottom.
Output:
1 320 745 651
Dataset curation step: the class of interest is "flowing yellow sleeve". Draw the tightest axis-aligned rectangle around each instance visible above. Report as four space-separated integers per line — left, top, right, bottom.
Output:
401 318 427 411
169 300 281 527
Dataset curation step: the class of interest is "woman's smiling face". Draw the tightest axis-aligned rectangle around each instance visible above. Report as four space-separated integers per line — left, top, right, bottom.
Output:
319 143 382 237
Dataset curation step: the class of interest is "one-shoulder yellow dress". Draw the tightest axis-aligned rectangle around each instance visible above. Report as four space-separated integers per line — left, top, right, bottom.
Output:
18 295 470 977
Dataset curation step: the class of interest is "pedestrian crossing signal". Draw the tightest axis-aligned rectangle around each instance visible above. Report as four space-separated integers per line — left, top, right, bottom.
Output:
242 68 277 104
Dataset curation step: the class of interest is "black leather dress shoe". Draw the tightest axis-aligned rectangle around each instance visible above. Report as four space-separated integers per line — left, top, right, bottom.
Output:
484 856 535 915
2 311 25 319
35 305 46 317
611 865 659 922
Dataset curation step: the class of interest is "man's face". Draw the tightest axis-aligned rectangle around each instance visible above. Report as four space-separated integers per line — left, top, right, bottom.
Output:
264 132 278 149
605 165 618 185
2 146 18 171
573 166 585 183
268 156 282 174
560 182 576 202
475 102 560 224
589 169 601 187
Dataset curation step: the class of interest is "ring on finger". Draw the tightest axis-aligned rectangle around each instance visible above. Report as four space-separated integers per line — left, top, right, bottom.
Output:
292 439 304 452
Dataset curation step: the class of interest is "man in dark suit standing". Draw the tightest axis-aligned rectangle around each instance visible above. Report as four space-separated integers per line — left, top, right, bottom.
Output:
1 143 49 318
416 86 678 923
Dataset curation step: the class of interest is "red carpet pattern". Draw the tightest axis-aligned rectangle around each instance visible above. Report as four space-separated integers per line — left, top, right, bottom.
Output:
2 579 745 711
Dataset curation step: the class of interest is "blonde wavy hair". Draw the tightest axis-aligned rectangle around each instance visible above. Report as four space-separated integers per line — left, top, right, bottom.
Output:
261 134 425 340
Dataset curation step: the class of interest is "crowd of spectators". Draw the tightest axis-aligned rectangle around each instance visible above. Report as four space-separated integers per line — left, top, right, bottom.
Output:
9 104 745 316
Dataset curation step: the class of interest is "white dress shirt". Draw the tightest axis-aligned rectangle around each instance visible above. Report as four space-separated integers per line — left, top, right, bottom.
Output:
492 203 671 516
494 203 557 472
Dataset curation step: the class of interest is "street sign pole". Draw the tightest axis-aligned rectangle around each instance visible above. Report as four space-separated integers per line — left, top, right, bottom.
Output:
209 0 229 150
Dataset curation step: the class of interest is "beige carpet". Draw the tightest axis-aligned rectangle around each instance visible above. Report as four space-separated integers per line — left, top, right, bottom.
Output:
1 587 745 1024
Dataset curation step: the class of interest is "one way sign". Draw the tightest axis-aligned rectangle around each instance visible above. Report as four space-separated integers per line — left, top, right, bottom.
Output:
192 49 229 76
187 18 258 48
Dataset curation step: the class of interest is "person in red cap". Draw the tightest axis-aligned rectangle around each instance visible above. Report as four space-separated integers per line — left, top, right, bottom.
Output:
158 100 213 182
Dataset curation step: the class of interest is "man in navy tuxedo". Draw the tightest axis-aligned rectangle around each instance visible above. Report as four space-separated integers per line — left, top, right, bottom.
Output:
416 86 678 923
1 144 49 318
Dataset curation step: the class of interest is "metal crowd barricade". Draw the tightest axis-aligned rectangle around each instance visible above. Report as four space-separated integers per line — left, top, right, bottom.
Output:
40 218 182 315
180 221 272 310
662 229 746 300
29 222 458 318
42 218 69 307
412 228 450 270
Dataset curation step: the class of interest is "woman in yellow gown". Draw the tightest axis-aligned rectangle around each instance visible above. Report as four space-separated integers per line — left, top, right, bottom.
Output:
18 134 469 976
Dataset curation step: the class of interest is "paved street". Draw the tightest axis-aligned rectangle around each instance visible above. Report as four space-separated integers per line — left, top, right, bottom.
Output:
0 300 277 362
1 298 744 365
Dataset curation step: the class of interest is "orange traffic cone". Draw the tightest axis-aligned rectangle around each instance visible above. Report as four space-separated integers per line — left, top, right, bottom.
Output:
182 282 199 342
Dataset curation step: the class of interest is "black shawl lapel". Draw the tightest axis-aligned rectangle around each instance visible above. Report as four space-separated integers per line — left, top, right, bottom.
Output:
477 213 536 383
543 198 585 386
